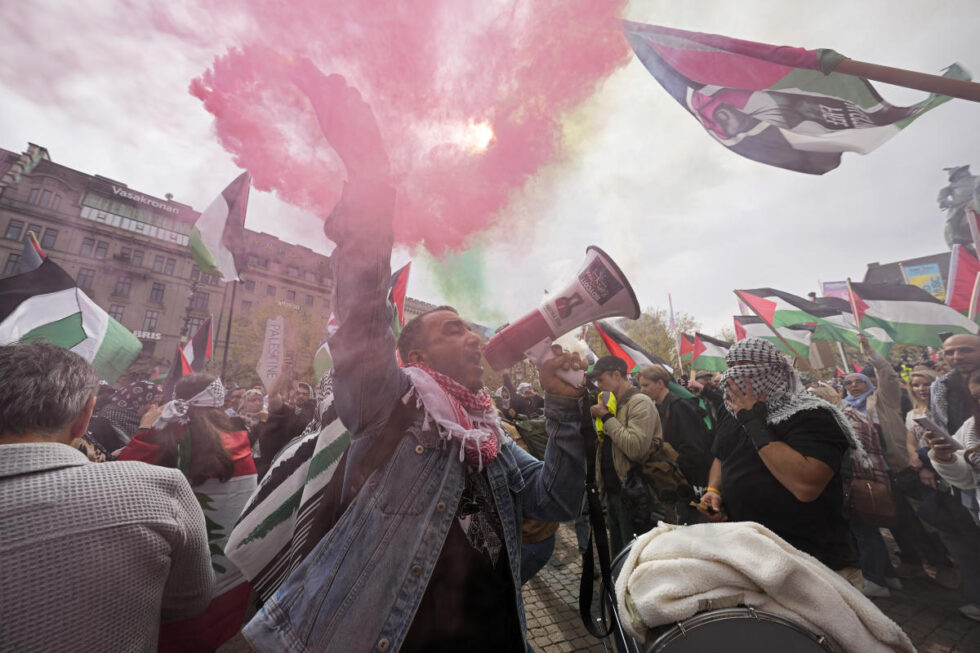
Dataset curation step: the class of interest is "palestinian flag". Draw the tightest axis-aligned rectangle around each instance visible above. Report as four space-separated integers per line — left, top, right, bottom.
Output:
390 262 411 339
946 245 980 314
736 287 893 355
17 231 46 274
160 345 193 403
679 332 695 361
848 281 979 347
733 314 814 358
0 258 141 383
182 315 213 373
313 315 339 382
692 333 730 372
623 21 968 175
189 172 251 281
593 319 671 373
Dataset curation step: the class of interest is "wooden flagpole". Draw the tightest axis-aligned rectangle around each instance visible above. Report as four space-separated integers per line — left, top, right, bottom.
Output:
834 59 980 103
732 291 813 372
969 271 980 322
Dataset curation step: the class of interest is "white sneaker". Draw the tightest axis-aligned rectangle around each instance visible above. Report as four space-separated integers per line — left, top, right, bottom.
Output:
959 604 980 621
863 580 891 598
935 566 961 589
885 578 903 591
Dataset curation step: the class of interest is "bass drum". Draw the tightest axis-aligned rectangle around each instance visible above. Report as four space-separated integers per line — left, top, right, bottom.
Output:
605 541 835 653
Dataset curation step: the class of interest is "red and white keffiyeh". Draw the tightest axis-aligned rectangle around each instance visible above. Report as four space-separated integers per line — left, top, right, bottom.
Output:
403 363 500 469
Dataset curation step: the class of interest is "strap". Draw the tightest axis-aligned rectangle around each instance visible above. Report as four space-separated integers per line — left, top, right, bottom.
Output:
578 395 618 640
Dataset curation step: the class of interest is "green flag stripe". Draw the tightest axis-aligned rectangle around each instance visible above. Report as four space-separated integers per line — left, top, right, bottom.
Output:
21 312 87 349
305 431 351 481
91 316 143 384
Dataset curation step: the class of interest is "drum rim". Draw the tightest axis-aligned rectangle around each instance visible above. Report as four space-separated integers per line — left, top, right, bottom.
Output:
650 606 835 652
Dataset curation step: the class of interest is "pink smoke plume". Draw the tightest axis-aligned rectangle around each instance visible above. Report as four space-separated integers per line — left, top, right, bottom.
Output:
188 0 630 254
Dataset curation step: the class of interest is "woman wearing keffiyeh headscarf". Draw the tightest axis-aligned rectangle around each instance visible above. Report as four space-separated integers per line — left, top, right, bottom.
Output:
118 373 257 652
696 338 862 581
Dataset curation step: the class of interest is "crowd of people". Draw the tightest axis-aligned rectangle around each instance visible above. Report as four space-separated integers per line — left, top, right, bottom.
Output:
5 71 980 653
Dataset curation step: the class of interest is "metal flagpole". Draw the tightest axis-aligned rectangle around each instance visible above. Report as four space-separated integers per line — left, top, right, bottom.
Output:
220 281 239 378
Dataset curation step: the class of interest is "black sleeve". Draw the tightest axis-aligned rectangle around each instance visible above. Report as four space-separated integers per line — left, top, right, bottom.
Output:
779 408 848 473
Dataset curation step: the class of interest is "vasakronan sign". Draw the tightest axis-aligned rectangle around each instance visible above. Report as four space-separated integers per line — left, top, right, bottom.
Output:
111 186 179 215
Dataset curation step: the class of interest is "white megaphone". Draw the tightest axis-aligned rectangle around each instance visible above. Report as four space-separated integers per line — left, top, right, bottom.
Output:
482 246 640 386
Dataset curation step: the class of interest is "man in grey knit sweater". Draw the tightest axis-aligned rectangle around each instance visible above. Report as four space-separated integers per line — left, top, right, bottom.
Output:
0 343 214 652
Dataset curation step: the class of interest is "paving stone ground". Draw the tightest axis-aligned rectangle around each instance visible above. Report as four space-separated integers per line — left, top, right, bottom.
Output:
221 522 980 652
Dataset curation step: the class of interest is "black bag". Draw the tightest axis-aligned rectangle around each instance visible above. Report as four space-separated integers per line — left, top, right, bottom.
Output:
620 441 687 533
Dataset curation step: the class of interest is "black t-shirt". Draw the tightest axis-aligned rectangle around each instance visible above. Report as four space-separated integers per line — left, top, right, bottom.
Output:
658 392 713 487
401 470 524 653
712 408 857 570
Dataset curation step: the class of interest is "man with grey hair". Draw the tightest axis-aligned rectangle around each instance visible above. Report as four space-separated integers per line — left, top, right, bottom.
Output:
0 343 214 651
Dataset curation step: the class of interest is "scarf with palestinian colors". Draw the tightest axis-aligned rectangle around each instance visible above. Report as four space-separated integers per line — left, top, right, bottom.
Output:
720 338 871 468
403 363 500 470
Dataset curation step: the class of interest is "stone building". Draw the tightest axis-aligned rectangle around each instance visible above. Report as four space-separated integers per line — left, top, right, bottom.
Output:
0 143 433 381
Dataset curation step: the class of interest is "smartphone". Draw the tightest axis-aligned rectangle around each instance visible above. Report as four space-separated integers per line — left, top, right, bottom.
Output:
914 416 964 451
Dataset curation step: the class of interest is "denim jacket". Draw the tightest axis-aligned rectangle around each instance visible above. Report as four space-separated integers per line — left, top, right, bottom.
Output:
243 184 586 652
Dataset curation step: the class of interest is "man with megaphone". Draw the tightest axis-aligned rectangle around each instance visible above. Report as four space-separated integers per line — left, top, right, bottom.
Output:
243 62 590 653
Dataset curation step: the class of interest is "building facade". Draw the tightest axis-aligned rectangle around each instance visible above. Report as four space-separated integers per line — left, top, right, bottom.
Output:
0 143 433 381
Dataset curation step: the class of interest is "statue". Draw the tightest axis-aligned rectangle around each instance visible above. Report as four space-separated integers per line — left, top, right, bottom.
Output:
938 165 980 248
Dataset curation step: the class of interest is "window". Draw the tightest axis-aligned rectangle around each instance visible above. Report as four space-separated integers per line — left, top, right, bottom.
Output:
305 271 317 283
80 237 95 257
26 223 42 242
131 250 144 267
247 254 260 268
51 195 60 211
94 241 109 259
244 279 255 292
120 247 132 260
76 267 95 290
266 285 276 297
242 300 252 312
113 275 132 298
27 188 40 205
40 190 52 208
152 255 164 273
164 257 176 275
306 294 314 306
287 265 299 277
143 310 160 331
190 265 200 282
108 304 125 321
149 282 165 303
5 219 24 241
286 289 296 302
3 253 20 276
39 228 58 249
190 291 209 310
185 316 204 336
140 340 156 357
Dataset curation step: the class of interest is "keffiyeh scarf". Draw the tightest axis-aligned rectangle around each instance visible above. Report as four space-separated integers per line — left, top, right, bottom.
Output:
721 338 870 467
153 379 226 429
403 363 500 470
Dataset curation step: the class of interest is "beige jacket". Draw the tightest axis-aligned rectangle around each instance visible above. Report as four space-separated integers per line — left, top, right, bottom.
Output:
598 388 663 487
865 354 908 471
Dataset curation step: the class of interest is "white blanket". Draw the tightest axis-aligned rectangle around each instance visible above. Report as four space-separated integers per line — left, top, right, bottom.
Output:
615 521 914 653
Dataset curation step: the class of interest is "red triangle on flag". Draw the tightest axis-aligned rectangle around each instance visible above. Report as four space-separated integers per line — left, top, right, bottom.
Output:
679 333 695 356
836 366 845 377
849 286 870 323
692 334 706 360
592 321 638 371
733 317 746 341
736 290 777 325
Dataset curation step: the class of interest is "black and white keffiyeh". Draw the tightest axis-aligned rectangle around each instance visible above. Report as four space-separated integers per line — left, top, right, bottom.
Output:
153 379 226 429
720 338 870 467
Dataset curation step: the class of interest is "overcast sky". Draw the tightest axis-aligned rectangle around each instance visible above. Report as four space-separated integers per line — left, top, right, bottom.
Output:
2 0 977 338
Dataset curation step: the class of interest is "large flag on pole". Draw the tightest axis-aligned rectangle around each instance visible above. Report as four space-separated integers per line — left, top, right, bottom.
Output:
183 315 213 373
692 333 730 372
848 281 979 347
679 332 695 361
734 314 814 358
735 287 893 355
160 345 193 402
389 262 411 340
946 245 980 314
593 319 671 373
190 171 251 281
0 258 142 383
623 21 968 175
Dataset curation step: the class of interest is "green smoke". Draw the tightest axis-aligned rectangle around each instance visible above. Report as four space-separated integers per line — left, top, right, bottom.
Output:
424 246 506 327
